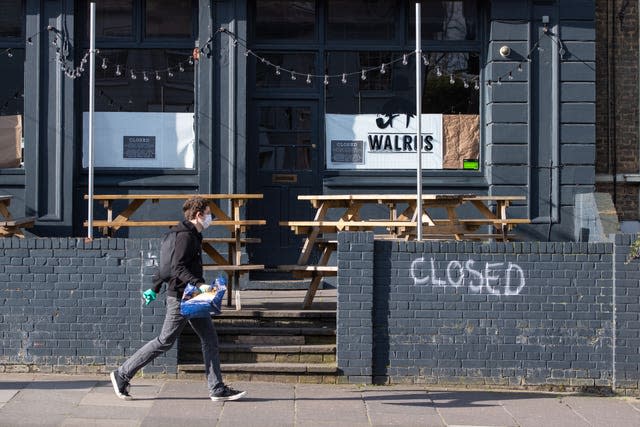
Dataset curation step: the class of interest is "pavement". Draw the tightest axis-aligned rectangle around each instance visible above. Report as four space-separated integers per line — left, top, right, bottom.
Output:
1 374 640 426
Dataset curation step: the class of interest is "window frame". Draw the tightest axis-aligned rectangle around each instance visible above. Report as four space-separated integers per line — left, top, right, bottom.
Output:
248 0 487 184
76 0 199 173
0 0 25 171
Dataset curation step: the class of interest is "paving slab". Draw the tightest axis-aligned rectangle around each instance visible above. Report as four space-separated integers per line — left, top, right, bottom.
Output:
428 390 518 427
362 388 444 426
294 384 370 425
498 392 590 427
561 395 640 427
216 381 294 427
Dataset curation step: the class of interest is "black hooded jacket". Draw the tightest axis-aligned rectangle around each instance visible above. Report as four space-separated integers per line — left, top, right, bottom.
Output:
166 220 204 298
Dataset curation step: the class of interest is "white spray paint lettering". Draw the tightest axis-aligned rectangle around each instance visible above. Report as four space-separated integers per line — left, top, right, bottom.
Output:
410 257 526 295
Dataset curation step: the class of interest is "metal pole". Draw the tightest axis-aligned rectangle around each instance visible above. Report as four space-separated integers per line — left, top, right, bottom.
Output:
87 2 96 239
415 3 423 241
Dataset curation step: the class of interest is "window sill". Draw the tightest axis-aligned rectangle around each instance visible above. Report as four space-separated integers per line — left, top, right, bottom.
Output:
322 170 488 189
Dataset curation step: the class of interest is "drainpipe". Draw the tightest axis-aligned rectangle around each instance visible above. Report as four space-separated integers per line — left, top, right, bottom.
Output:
608 0 617 204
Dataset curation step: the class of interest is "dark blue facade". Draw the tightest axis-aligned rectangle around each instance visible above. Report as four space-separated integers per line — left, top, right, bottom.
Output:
0 1 596 250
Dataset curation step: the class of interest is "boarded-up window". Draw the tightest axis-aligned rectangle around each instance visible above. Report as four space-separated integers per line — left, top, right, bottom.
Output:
0 115 22 168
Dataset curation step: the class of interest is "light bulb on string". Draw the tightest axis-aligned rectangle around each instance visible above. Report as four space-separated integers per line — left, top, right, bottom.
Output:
275 66 281 76
27 37 33 45
341 73 347 84
361 70 367 80
101 58 108 70
324 75 329 85
517 63 523 72
449 74 455 85
7 50 12 58
436 66 442 77
179 63 185 72
380 63 386 74
487 80 492 88
402 54 408 66
143 72 149 82
130 70 137 80
306 74 311 84
474 80 480 90
115 65 122 76
508 71 514 80
155 71 161 81
290 71 296 80
463 80 469 89
422 55 429 66
188 56 194 65
497 77 502 85
244 49 251 57
168 70 174 77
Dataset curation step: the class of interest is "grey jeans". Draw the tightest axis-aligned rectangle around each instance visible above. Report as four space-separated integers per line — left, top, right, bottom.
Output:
118 296 224 395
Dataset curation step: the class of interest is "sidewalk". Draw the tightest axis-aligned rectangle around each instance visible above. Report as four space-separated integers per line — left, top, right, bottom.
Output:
1 374 640 426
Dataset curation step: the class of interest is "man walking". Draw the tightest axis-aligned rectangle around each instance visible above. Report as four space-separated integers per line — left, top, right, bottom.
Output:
110 196 246 402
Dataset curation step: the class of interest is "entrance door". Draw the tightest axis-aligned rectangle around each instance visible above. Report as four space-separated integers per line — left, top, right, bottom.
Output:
248 101 320 272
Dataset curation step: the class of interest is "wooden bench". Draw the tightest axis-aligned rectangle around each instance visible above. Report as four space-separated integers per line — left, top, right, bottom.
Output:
84 219 265 228
203 264 264 271
0 216 36 238
203 237 262 244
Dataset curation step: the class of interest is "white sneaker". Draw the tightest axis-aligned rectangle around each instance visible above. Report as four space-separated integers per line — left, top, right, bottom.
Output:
110 371 132 400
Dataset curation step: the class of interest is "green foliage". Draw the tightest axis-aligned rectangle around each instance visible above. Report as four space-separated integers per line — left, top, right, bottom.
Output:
626 236 640 264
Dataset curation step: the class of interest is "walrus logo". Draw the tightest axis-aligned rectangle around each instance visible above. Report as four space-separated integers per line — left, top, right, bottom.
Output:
375 113 415 129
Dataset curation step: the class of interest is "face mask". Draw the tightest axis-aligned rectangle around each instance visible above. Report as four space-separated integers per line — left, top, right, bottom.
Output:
201 213 212 229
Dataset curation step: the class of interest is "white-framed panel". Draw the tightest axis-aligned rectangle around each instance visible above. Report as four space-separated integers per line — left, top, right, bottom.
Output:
82 112 195 168
326 113 443 170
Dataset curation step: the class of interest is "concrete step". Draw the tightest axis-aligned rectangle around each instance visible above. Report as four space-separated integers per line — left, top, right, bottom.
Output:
178 362 340 384
214 313 336 329
183 343 336 364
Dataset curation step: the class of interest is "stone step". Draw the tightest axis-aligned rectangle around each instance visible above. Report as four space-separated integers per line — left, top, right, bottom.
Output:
181 343 336 364
178 362 339 384
214 312 336 328
216 326 335 336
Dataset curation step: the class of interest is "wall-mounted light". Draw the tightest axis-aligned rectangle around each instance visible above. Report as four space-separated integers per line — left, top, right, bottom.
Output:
499 45 511 58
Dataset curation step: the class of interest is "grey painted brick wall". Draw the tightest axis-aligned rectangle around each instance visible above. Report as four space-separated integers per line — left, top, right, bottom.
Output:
0 238 170 376
337 232 640 392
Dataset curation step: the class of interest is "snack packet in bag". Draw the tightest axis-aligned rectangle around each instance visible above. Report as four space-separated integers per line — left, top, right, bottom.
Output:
180 279 226 319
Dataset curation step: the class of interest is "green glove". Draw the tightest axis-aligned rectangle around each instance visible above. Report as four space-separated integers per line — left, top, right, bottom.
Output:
142 289 157 305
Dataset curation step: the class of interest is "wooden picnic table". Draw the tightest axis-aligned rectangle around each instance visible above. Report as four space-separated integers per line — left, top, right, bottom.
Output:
0 195 36 238
84 193 266 309
279 194 529 309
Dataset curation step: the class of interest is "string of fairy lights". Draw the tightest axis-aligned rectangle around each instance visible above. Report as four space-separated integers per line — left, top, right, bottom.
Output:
1 23 589 110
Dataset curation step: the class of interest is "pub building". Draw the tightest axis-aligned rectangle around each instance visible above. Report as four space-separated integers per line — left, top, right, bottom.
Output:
0 1 596 269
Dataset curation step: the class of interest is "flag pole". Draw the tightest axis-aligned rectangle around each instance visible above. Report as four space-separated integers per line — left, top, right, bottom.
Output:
415 2 423 241
87 2 96 239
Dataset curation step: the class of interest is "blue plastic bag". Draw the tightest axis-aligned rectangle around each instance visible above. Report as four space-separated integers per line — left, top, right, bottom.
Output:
180 275 227 319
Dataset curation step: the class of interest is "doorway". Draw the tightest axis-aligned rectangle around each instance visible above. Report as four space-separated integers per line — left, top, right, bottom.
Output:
247 100 321 272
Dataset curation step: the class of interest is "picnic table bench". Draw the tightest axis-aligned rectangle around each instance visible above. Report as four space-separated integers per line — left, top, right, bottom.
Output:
84 193 266 309
280 194 529 308
0 195 36 238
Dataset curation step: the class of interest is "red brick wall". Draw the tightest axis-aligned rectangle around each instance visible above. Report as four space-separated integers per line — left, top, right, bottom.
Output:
596 0 640 220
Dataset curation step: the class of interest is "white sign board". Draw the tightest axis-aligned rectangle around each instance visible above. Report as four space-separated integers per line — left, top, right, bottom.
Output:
82 112 195 168
326 113 443 170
